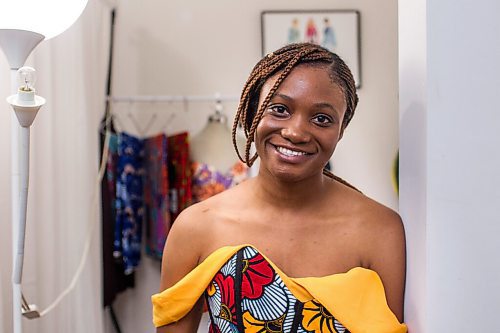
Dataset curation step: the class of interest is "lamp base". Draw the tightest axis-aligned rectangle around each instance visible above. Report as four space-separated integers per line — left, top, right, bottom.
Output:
21 304 40 319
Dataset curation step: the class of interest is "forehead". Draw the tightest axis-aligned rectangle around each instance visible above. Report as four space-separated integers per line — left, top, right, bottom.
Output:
264 64 342 93
260 64 346 112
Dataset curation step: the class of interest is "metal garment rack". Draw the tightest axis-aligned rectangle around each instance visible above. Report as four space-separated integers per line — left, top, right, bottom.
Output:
107 94 240 136
107 94 240 104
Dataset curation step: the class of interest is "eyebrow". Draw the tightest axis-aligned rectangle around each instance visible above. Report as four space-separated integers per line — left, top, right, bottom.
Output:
313 102 337 113
272 93 293 102
272 93 339 114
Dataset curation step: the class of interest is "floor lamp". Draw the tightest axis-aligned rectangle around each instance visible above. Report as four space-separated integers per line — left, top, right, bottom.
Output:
0 1 88 333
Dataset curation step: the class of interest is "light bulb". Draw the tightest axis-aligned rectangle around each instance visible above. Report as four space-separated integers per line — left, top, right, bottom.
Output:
6 65 45 127
16 66 37 103
18 66 37 92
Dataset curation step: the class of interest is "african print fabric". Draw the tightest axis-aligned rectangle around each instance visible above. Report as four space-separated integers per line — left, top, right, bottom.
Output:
205 246 350 333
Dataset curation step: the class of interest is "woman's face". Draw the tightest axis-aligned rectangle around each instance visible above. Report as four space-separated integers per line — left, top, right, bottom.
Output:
255 65 346 183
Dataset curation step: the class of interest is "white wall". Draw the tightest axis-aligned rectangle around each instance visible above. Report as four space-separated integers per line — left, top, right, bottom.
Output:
398 0 427 331
400 0 500 331
107 1 399 332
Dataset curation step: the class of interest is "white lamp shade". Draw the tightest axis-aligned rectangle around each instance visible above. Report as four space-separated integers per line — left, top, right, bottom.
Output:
0 0 88 40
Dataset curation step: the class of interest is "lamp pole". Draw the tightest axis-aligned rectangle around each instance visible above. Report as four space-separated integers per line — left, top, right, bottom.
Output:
7 65 45 333
0 29 44 333
11 68 22 333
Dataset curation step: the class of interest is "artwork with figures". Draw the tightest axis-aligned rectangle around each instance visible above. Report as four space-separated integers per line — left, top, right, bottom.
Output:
261 10 361 88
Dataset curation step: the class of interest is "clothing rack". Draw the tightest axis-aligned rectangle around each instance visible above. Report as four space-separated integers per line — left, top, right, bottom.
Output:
108 94 240 104
107 94 240 136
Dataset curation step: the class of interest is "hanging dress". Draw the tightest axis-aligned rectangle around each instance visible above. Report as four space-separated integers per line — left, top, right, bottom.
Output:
114 132 145 275
101 130 135 306
191 161 249 203
167 132 192 223
143 133 170 259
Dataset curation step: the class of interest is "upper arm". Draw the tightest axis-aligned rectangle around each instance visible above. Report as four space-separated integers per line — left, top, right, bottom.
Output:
366 209 406 323
156 207 207 333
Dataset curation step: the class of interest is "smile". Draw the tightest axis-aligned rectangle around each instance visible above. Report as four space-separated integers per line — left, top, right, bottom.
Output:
275 145 308 157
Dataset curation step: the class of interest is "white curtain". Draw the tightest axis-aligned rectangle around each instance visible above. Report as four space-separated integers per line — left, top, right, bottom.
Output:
0 0 111 332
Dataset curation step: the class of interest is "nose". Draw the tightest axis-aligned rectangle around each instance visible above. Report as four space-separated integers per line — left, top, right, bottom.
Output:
280 116 310 143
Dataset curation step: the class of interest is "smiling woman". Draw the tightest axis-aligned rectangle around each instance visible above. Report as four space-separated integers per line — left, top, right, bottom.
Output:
152 43 407 333
254 65 346 183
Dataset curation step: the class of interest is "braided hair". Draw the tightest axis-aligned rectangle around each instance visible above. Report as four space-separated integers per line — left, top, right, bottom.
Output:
231 43 359 189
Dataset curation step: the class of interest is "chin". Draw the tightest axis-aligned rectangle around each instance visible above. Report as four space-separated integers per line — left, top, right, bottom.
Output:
269 167 320 184
273 172 302 183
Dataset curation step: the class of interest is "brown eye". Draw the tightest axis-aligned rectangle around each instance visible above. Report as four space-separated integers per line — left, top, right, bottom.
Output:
268 104 289 117
313 114 333 126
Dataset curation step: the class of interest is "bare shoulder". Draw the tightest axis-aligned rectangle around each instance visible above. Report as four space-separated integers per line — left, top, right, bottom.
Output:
159 202 216 290
360 195 405 241
332 182 406 322
342 187 405 261
157 206 210 331
363 198 406 322
363 200 406 323
334 182 405 244
190 177 256 218
361 199 406 322
160 181 252 289
170 178 254 232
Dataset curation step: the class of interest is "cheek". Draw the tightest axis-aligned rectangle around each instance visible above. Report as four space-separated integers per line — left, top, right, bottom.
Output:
319 131 341 154
254 116 275 140
254 121 267 150
254 116 278 155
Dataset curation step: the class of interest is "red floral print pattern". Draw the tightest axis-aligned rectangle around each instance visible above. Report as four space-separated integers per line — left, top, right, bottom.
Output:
214 272 237 324
241 253 274 299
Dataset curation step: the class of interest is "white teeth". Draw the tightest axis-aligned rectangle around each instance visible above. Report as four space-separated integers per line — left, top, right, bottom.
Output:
276 146 307 157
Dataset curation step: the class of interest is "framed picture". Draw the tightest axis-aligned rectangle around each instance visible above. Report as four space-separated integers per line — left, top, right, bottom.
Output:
261 10 361 88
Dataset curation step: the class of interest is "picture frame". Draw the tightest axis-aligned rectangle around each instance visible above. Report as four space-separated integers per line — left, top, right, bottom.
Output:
261 10 362 88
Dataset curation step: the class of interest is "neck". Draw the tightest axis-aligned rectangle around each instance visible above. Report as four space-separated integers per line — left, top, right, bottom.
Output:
253 169 332 210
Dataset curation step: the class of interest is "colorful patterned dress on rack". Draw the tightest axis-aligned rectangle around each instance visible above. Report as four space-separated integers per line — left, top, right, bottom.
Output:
167 132 192 222
151 245 407 333
191 161 249 203
143 133 170 259
102 132 135 305
114 132 145 275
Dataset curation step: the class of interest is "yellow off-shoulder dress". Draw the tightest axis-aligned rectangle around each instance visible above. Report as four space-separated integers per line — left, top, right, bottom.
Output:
152 245 407 333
